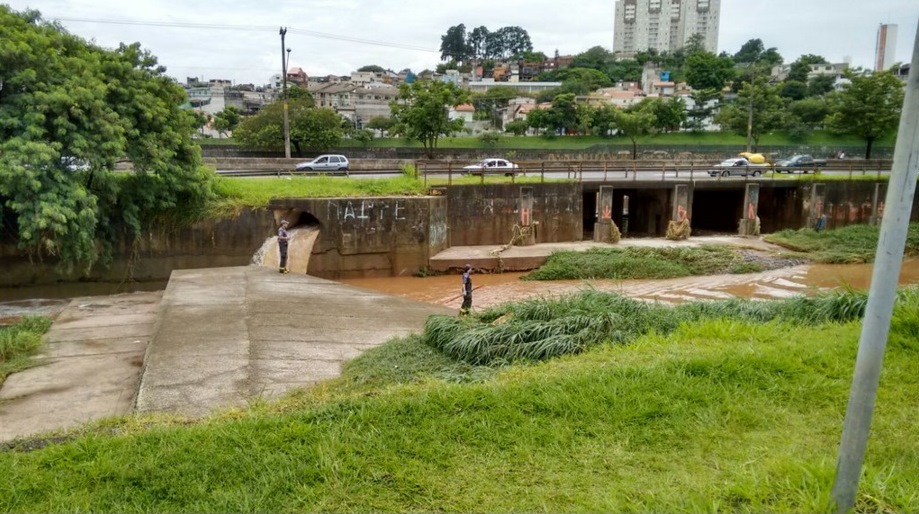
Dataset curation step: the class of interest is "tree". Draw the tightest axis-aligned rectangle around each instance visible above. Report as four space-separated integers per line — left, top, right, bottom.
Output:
590 104 619 137
779 80 808 101
505 119 529 136
358 64 386 73
389 80 470 156
234 93 342 154
684 51 735 91
787 97 832 129
615 105 657 159
439 24 469 62
572 46 614 70
497 26 533 59
715 81 786 151
684 88 721 132
808 75 836 97
733 38 764 64
826 70 904 159
212 106 241 137
366 116 396 137
649 98 687 132
0 6 213 270
467 26 489 60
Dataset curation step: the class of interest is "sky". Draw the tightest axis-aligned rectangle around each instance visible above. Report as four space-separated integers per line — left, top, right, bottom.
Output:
4 0 918 86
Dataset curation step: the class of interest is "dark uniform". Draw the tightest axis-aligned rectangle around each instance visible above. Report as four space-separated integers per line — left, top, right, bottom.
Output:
278 221 290 273
460 264 473 315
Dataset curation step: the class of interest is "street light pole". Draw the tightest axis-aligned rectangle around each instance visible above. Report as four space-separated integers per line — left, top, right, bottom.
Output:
280 27 291 159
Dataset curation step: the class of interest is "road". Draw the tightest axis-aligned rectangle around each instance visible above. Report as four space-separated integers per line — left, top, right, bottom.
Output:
216 167 889 182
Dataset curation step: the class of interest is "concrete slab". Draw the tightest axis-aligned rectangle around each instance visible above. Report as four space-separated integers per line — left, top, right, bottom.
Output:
429 236 786 272
136 267 451 418
0 292 161 442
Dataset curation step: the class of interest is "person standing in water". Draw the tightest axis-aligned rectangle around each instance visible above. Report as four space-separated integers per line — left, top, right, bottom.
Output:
460 264 473 316
278 219 291 274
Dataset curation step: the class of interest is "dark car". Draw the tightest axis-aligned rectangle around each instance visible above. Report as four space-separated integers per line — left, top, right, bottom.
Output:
774 154 826 174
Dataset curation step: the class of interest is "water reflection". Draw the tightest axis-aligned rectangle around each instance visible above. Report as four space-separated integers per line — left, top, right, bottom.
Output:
341 260 919 311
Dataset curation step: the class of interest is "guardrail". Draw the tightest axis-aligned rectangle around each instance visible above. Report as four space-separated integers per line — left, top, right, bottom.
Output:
415 160 892 185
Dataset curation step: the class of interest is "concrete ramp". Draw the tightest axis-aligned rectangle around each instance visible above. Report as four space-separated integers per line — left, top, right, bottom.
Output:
135 267 450 417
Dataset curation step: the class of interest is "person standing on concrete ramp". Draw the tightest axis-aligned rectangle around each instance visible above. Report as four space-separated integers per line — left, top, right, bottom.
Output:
460 264 473 316
278 220 291 274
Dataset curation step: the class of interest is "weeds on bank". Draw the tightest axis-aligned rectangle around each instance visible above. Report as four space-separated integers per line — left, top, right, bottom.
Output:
2 290 919 512
0 316 52 386
524 245 761 281
422 288 880 365
766 223 919 264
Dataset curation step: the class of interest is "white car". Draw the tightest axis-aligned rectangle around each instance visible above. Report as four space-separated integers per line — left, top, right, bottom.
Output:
295 154 350 175
463 158 520 176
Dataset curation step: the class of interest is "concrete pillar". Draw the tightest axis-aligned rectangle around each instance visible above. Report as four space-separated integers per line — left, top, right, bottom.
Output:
739 183 761 236
666 184 691 240
594 186 618 243
807 183 827 230
517 186 536 246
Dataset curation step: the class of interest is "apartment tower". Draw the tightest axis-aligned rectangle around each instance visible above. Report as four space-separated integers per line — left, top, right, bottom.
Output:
613 0 721 57
875 23 898 72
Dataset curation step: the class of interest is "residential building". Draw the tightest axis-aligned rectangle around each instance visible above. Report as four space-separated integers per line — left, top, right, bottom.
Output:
770 62 849 82
466 79 562 94
875 23 898 72
449 104 476 123
613 0 721 58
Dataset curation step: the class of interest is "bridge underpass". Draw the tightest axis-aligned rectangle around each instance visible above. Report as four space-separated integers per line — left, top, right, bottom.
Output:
584 181 804 238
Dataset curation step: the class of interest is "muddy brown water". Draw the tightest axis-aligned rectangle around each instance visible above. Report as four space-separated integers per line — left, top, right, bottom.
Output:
340 260 919 311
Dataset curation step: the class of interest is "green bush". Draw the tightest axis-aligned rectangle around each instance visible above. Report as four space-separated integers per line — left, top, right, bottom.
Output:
766 223 919 264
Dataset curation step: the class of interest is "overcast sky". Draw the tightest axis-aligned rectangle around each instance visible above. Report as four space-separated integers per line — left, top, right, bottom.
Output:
4 0 918 85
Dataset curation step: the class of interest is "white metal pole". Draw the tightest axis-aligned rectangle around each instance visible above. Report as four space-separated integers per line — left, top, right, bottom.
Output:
831 18 919 514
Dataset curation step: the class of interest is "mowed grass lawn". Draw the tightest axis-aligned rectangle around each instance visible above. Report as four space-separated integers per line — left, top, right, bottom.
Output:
1 292 917 512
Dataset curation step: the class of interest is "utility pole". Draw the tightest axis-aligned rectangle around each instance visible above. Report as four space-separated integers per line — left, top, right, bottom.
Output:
745 67 755 153
280 27 291 159
830 18 919 514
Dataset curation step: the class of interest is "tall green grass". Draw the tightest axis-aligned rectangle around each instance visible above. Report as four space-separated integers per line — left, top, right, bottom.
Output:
524 245 761 281
0 316 52 385
422 289 875 365
766 223 919 264
1 294 918 512
212 175 428 209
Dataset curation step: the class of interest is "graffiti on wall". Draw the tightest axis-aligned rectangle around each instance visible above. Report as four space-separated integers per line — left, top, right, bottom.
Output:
327 200 407 224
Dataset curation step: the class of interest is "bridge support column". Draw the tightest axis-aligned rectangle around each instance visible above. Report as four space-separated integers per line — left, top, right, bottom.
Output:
869 183 886 226
516 187 536 246
739 183 761 236
594 186 620 243
666 184 691 240
806 183 827 230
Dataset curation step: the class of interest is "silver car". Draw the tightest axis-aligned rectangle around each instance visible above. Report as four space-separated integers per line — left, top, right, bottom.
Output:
463 158 520 176
708 158 767 177
295 154 350 175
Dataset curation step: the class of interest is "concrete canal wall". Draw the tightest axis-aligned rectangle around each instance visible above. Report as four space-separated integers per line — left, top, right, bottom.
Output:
1 181 917 287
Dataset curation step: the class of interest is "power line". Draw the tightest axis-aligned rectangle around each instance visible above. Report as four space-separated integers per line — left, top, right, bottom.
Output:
53 16 438 53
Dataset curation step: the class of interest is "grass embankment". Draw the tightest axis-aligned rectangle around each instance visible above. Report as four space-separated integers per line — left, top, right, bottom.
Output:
525 245 766 281
209 173 568 212
2 291 918 512
766 223 919 264
0 316 52 386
